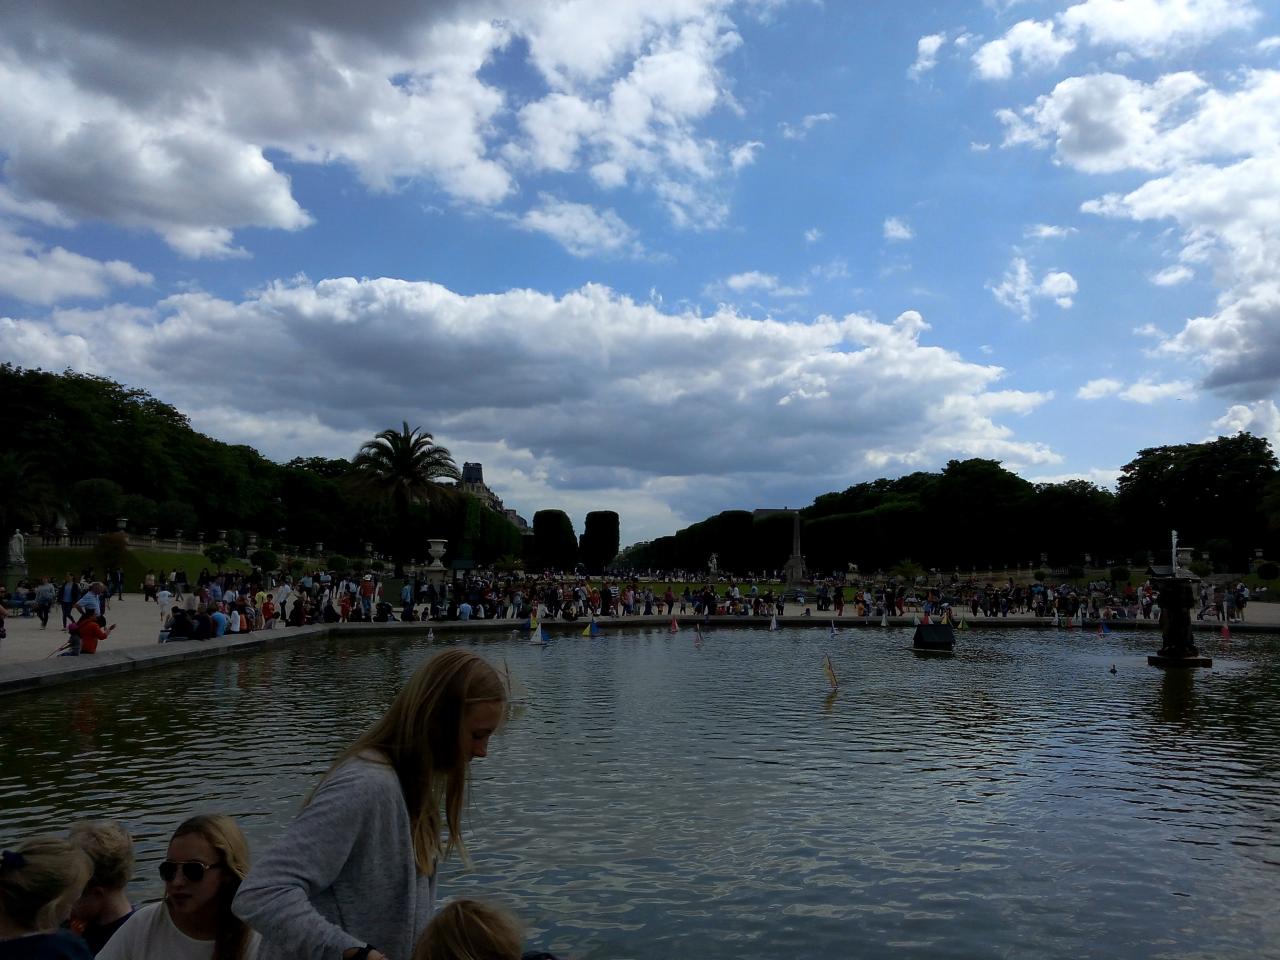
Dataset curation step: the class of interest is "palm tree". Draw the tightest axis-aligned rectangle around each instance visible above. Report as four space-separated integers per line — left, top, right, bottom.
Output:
351 422 461 575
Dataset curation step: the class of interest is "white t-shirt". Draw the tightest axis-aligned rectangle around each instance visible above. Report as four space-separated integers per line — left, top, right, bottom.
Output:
98 901 260 960
155 590 173 613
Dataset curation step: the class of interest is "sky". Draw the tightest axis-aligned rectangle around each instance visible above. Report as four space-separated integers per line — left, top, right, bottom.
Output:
2 0 1279 548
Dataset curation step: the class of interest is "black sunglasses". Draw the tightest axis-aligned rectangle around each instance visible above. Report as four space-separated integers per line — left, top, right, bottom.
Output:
159 859 221 883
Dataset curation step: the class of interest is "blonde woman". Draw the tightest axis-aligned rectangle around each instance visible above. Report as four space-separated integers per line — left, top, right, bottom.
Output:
0 835 94 959
234 650 507 960
98 815 258 960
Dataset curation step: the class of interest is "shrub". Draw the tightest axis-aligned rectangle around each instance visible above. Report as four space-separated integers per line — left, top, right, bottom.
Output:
327 554 350 572
1033 569 1047 582
1189 560 1212 578
93 532 129 574
205 544 231 570
1109 565 1131 585
371 559 386 572
249 548 279 572
1256 561 1278 581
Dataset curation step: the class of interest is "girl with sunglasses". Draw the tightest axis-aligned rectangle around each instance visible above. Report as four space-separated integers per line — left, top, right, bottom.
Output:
98 815 258 960
234 650 507 960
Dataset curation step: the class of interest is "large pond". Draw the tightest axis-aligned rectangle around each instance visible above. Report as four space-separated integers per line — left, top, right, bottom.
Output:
2 626 1278 959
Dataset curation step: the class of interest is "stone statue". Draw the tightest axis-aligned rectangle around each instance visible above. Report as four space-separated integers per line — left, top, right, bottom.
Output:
708 552 719 574
7 529 25 565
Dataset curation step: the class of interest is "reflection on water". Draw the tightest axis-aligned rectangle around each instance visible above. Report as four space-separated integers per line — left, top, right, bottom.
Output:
3 627 1279 959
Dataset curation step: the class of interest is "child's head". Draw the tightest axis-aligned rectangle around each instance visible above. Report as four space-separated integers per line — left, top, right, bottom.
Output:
68 820 134 924
0 836 93 933
413 898 523 960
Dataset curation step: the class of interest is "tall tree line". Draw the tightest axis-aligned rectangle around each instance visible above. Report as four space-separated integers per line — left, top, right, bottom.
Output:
0 365 523 567
621 437 1280 576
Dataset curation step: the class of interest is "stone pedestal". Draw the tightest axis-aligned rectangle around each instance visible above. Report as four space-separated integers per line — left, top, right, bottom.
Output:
1149 572 1211 669
424 538 448 587
782 554 806 588
3 562 28 592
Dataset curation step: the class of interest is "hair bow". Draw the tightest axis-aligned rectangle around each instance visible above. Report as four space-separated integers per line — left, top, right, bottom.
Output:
1 849 27 871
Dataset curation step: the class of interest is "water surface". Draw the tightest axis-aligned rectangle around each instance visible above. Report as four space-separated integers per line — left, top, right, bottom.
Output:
2 626 1278 959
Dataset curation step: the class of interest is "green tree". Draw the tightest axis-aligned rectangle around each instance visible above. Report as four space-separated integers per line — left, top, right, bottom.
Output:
1109 565 1131 585
156 500 198 536
0 451 57 549
351 422 461 575
119 494 158 531
205 544 231 570
1256 561 1278 581
579 511 620 572
327 554 350 572
1118 433 1278 563
70 478 124 531
533 510 577 571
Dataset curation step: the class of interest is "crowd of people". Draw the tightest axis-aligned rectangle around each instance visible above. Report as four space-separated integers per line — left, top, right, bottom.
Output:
0 561 1264 662
1 650 560 959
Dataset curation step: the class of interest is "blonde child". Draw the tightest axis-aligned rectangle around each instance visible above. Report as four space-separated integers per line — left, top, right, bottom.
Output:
66 821 135 955
0 836 94 959
412 900 522 960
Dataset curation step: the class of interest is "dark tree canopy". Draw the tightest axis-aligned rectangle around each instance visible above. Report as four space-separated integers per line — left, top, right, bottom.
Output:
533 510 578 571
579 511 621 572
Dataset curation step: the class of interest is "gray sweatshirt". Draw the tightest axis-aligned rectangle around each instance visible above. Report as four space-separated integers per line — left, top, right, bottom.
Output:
233 756 437 960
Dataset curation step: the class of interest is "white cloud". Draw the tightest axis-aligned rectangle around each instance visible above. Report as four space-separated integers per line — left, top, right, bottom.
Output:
725 270 780 292
730 140 764 169
516 195 640 258
1001 67 1280 399
909 33 947 79
1060 0 1259 57
1133 322 1167 338
883 217 914 241
1259 36 1280 53
970 141 992 151
1039 270 1078 307
780 112 836 140
0 228 153 304
0 276 1062 539
1026 223 1076 239
1028 467 1121 488
0 2 757 255
989 257 1079 318
1212 399 1280 449
1118 377 1194 403
975 0 1259 80
719 271 809 298
974 19 1075 80
0 186 74 228
1078 377 1122 399
1152 264 1193 285
804 227 822 243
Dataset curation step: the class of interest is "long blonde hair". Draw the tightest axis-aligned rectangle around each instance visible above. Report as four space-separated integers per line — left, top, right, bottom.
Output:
171 814 253 960
333 649 506 875
0 836 92 933
413 898 524 960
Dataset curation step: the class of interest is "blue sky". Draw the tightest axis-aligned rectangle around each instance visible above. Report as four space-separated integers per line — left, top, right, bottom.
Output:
2 0 1279 545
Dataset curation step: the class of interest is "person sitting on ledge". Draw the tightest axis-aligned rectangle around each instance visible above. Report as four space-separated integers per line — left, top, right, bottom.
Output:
323 600 341 624
64 616 115 656
167 609 193 642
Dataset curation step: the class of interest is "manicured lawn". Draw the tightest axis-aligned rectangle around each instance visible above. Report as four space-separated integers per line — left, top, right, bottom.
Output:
26 547 248 590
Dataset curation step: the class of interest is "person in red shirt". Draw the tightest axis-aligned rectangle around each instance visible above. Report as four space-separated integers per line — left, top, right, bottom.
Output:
77 615 116 655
